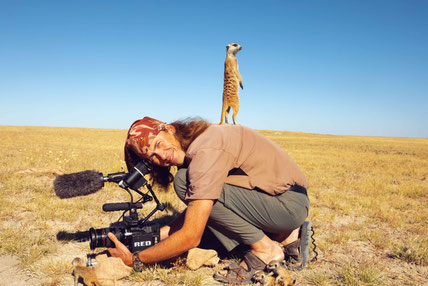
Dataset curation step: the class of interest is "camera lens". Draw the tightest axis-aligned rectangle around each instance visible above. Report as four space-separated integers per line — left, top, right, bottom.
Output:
89 227 122 250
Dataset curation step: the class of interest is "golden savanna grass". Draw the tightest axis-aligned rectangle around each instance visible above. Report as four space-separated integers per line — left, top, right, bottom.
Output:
0 126 427 285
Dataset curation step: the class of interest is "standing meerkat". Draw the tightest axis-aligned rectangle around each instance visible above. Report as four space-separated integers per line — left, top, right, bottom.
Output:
72 257 101 286
220 42 243 125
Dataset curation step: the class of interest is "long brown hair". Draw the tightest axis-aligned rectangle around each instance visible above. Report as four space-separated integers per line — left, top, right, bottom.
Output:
170 117 211 151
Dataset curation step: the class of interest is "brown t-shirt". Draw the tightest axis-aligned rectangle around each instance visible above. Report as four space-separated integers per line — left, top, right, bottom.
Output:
184 124 309 200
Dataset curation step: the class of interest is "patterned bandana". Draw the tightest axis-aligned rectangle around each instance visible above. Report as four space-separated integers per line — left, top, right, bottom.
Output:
124 116 166 170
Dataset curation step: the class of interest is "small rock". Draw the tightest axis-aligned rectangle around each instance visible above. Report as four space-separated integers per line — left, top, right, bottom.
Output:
186 248 218 270
203 256 220 267
93 257 132 285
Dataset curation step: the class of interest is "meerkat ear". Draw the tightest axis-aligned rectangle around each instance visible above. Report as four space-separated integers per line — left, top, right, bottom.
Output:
226 45 229 51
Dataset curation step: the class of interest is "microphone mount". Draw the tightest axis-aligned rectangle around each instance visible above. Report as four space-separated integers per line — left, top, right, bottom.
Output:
101 160 165 226
103 172 126 183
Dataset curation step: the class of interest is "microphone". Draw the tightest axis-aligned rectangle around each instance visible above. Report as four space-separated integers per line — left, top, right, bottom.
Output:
54 170 105 199
102 202 143 212
54 161 150 199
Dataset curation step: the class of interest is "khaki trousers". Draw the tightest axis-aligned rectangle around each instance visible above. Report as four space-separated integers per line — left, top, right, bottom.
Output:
174 168 309 251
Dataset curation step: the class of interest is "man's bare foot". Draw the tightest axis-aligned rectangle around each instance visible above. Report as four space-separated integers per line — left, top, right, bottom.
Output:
240 236 284 270
271 227 300 246
251 240 284 265
216 235 284 276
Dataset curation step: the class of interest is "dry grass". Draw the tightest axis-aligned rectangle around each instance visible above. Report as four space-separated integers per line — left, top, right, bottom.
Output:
0 126 427 285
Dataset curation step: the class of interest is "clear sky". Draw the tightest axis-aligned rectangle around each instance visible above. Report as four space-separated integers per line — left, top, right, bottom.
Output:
1 0 427 138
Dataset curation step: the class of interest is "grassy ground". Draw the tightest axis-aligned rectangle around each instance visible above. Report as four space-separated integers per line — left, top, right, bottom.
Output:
0 126 427 285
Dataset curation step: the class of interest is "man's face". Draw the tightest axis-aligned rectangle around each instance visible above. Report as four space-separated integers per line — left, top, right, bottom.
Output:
141 126 185 167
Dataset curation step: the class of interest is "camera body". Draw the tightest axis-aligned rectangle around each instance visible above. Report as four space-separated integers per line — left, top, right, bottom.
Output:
89 222 160 252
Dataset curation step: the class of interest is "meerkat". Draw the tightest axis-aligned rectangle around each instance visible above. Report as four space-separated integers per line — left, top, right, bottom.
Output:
253 270 293 286
72 257 101 286
266 260 296 286
220 42 243 125
253 270 276 285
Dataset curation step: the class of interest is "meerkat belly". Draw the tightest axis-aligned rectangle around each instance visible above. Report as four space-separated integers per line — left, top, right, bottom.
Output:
223 73 239 101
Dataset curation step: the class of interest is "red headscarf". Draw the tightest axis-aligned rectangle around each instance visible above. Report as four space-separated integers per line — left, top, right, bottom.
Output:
124 116 166 171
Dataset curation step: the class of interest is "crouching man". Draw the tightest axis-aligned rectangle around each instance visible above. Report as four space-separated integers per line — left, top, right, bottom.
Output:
108 116 311 284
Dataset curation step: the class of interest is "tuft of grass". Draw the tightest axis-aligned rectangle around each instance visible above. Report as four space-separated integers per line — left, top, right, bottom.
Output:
0 224 59 268
326 230 352 245
40 279 62 286
34 259 74 278
360 229 390 249
128 261 208 285
306 269 332 285
388 238 428 266
336 260 385 286
181 271 207 286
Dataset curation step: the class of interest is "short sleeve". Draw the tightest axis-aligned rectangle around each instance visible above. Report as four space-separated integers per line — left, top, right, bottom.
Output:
185 148 235 200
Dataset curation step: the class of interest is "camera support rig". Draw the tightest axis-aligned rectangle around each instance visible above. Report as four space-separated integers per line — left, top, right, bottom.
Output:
89 160 166 252
113 167 165 224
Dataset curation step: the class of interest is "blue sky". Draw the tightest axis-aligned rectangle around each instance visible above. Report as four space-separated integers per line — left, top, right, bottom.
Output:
1 0 427 138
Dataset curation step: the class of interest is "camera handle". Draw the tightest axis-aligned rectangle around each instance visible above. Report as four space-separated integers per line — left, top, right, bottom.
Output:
116 182 165 226
138 183 165 225
124 186 152 206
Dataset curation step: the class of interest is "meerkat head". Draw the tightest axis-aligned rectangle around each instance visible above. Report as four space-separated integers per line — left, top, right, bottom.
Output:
252 270 267 284
266 260 281 274
72 257 84 267
226 43 242 56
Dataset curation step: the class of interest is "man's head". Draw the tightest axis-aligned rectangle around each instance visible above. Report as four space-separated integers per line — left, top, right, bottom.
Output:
125 117 186 169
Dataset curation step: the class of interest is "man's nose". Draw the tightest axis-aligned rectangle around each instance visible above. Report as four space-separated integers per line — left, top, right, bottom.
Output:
155 149 167 160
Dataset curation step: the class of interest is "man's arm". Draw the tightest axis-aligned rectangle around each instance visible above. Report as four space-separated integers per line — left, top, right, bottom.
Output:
160 210 186 241
108 199 214 266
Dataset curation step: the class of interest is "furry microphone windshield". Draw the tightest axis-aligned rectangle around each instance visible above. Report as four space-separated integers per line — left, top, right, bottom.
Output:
54 170 105 199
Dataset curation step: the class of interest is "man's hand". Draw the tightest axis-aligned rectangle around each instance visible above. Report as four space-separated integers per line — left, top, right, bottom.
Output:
107 232 133 267
107 199 214 265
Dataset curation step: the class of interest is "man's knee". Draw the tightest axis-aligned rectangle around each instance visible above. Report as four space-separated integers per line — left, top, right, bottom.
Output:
173 168 188 202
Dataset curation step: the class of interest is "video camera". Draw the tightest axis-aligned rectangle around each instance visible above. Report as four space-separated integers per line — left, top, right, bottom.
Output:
54 160 165 252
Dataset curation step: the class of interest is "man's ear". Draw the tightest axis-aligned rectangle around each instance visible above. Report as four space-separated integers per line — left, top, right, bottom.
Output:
164 124 176 134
